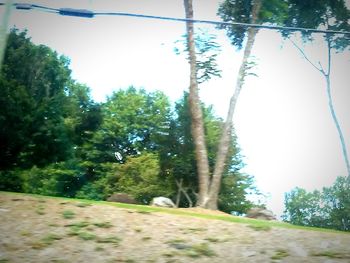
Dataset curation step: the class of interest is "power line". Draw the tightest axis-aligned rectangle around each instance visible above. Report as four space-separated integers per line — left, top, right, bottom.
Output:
2 2 350 35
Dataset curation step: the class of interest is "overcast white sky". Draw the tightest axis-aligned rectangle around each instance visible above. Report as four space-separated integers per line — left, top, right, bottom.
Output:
3 0 350 218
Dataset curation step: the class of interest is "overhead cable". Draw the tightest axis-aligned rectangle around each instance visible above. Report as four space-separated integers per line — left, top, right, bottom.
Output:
1 2 350 35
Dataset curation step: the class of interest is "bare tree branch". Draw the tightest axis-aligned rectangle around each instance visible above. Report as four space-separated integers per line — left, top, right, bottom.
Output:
289 38 324 74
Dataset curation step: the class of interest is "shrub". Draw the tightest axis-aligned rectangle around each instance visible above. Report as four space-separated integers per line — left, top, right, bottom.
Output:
22 161 83 197
0 170 23 192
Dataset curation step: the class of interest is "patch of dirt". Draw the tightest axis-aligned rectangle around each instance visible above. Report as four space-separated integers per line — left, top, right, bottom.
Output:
1 193 350 263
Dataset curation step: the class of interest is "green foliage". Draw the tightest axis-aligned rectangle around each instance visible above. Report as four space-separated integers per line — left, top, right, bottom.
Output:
0 169 23 192
162 92 256 212
217 0 288 49
22 161 84 197
282 0 350 51
322 176 350 230
83 87 171 164
282 187 325 227
106 153 173 204
76 153 173 203
63 82 102 146
0 30 257 215
283 176 350 231
1 29 74 168
219 173 255 214
175 29 222 83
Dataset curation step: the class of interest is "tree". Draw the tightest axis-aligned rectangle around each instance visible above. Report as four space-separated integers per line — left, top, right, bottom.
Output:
174 28 222 84
207 0 263 210
282 187 327 227
322 176 350 231
282 0 350 178
160 92 256 213
283 176 350 231
63 82 102 147
183 0 211 207
82 87 171 164
0 29 101 193
0 29 74 169
183 0 270 209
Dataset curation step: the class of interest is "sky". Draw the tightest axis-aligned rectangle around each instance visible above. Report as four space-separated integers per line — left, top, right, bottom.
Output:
2 0 350 218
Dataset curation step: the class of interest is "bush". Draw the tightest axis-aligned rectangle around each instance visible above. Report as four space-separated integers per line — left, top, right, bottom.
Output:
75 179 109 200
22 161 83 197
114 153 174 204
0 169 23 192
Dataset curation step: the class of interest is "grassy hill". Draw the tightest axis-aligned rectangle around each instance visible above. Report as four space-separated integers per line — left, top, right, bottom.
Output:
1 191 349 262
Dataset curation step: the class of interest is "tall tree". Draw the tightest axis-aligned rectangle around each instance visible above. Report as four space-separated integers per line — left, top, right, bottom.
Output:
283 0 350 178
208 0 263 209
0 29 74 169
82 87 171 165
184 0 272 209
283 176 350 231
183 0 211 207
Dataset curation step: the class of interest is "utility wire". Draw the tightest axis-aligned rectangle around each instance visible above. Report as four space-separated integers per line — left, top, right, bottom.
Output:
1 2 350 35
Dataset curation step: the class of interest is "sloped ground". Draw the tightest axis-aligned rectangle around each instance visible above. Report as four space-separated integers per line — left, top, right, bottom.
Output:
1 192 350 263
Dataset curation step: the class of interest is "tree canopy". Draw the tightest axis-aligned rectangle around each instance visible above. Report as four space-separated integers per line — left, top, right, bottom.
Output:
0 29 257 214
283 176 350 231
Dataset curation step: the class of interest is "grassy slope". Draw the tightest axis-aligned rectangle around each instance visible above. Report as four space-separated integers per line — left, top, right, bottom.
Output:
1 191 347 234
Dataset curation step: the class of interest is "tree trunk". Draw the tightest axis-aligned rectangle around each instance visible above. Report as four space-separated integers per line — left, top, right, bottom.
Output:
324 38 350 179
183 0 211 205
291 35 350 180
175 178 194 207
183 0 263 210
204 0 262 210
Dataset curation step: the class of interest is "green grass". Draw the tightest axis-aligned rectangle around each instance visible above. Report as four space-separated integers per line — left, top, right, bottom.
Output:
66 221 90 228
247 224 272 231
96 236 122 244
271 249 289 260
2 191 349 234
77 231 96 241
31 233 62 249
93 221 113 228
62 210 75 219
312 251 350 259
186 243 216 258
42 233 62 243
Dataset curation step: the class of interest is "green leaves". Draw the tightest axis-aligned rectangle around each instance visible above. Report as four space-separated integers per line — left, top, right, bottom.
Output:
0 30 256 214
87 87 171 163
283 176 350 231
217 0 288 49
174 29 222 84
281 0 350 51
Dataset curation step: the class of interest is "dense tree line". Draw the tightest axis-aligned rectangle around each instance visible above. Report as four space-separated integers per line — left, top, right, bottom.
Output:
283 176 350 231
0 29 257 214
